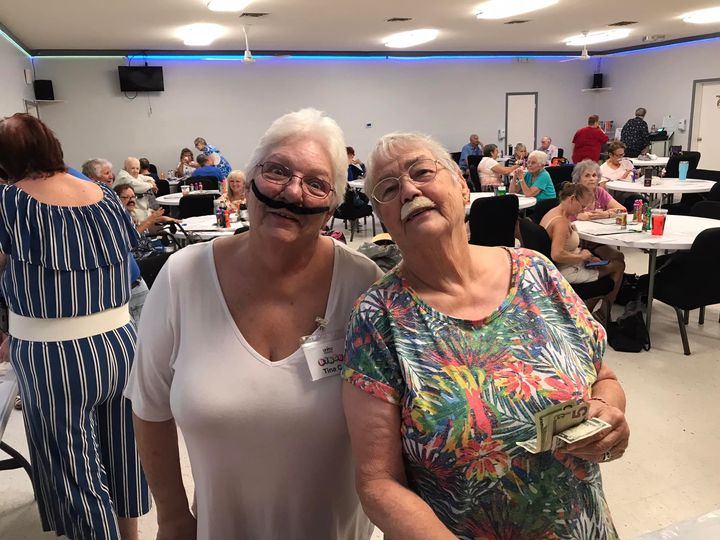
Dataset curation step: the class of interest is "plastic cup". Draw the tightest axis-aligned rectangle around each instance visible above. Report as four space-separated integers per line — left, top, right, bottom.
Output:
651 210 667 236
180 185 190 196
678 160 689 181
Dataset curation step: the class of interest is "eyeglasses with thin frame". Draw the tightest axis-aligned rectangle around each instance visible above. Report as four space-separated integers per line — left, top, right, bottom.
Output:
119 194 136 201
257 161 334 199
372 159 446 204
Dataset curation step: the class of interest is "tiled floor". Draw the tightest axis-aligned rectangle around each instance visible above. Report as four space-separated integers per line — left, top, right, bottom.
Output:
1 221 719 539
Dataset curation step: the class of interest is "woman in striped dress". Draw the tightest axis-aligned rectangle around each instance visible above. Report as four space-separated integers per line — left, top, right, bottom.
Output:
0 114 150 539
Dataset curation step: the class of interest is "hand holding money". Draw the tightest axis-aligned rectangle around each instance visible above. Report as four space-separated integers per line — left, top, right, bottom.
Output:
555 398 630 463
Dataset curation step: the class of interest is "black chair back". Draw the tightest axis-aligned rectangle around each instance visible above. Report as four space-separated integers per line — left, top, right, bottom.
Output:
689 168 720 182
468 195 519 247
664 151 701 177
691 201 720 220
467 155 482 192
450 151 462 165
707 182 720 202
148 163 159 176
156 179 170 197
545 165 574 193
185 176 219 191
518 218 552 257
530 198 559 224
137 252 172 289
179 194 215 218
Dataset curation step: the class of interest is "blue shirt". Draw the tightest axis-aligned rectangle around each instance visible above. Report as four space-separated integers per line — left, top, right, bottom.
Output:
192 166 224 182
524 169 556 201
459 143 482 171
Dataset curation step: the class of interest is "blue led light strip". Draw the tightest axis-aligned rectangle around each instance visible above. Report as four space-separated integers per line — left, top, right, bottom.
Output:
0 27 31 58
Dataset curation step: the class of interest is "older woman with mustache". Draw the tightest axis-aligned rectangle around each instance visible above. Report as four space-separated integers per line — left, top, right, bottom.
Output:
342 133 629 540
126 109 380 540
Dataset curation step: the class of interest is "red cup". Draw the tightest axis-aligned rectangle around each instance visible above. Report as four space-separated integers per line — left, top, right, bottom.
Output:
651 212 666 236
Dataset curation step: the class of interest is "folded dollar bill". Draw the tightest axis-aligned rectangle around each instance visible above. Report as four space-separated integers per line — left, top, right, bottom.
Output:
555 417 611 445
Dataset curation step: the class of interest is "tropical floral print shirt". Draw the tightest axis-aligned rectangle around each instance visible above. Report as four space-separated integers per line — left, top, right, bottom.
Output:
343 248 618 540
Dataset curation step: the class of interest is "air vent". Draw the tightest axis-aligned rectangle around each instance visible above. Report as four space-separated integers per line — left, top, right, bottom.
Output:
504 19 530 25
386 17 412 22
608 21 638 26
240 12 269 18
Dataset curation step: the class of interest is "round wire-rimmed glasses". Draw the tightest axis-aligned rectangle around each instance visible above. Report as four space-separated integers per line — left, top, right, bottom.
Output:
372 159 446 204
257 161 335 199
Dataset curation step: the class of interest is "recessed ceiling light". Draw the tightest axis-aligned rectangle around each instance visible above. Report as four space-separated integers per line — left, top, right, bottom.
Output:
177 23 226 46
474 0 558 20
384 29 439 48
564 29 631 46
682 7 720 24
207 0 251 12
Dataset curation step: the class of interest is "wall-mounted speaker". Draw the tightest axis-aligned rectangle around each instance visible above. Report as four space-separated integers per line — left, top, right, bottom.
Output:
33 80 55 101
592 73 604 89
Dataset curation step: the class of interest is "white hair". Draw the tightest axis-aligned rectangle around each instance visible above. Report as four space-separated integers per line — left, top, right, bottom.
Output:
81 158 112 180
528 150 548 166
245 108 347 209
366 132 456 214
123 157 139 171
572 159 601 183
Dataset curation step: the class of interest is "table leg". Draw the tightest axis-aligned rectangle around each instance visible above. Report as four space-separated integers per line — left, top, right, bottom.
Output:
645 249 657 334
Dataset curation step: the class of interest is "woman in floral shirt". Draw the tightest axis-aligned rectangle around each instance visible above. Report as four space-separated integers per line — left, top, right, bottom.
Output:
342 132 630 540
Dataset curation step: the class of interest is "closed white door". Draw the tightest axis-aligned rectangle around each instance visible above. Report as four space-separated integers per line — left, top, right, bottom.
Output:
506 93 537 153
692 81 720 169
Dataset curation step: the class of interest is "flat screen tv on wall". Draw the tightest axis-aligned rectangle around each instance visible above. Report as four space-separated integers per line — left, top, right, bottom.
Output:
118 66 165 92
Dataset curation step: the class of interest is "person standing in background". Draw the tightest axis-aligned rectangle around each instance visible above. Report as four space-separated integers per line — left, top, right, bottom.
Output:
620 108 650 158
572 115 609 163
194 137 232 179
459 133 483 174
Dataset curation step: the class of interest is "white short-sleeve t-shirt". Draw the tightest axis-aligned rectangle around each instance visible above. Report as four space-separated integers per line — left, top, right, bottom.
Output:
478 157 502 187
125 239 382 540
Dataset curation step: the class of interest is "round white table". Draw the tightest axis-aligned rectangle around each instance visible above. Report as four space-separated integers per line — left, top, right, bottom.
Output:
575 215 720 335
176 215 248 241
605 178 715 196
630 157 669 168
156 191 221 207
348 179 365 190
465 192 536 214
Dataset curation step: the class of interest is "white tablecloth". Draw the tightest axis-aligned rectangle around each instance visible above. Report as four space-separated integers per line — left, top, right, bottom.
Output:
605 178 714 196
156 191 221 207
177 215 248 240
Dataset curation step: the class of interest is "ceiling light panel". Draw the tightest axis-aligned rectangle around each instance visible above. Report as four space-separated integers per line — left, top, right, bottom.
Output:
384 29 438 48
207 0 251 12
564 29 631 46
474 0 558 20
682 7 720 24
177 23 226 46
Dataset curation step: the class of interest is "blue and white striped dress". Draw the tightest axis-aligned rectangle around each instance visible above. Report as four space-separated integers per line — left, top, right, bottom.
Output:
0 182 150 539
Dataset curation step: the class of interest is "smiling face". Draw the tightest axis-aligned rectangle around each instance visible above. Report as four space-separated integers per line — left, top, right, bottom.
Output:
373 144 468 248
228 174 246 199
98 164 113 185
248 136 335 243
118 187 136 213
124 158 140 178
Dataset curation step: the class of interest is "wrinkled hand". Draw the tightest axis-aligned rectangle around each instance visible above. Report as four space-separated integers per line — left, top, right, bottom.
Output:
556 400 630 463
0 333 9 363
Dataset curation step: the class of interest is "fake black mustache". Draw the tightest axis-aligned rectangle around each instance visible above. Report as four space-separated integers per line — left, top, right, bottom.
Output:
250 180 329 215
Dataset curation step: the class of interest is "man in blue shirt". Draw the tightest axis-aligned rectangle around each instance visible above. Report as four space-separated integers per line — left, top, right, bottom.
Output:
459 133 483 174
192 154 225 182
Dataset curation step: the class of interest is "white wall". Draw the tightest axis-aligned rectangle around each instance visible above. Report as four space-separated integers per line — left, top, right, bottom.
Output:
34 56 600 174
598 40 720 154
0 38 32 116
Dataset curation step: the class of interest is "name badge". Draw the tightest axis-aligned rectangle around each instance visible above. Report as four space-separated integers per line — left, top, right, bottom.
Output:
301 329 346 381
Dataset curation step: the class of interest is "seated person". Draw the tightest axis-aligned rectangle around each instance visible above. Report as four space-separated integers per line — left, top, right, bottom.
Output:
458 133 483 174
113 156 157 221
175 147 199 178
114 183 177 235
505 143 527 166
139 157 160 182
600 141 634 183
509 150 556 200
216 170 246 213
538 135 559 160
478 143 521 190
541 183 624 317
574 159 626 220
81 158 114 186
192 154 225 182
347 146 366 180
